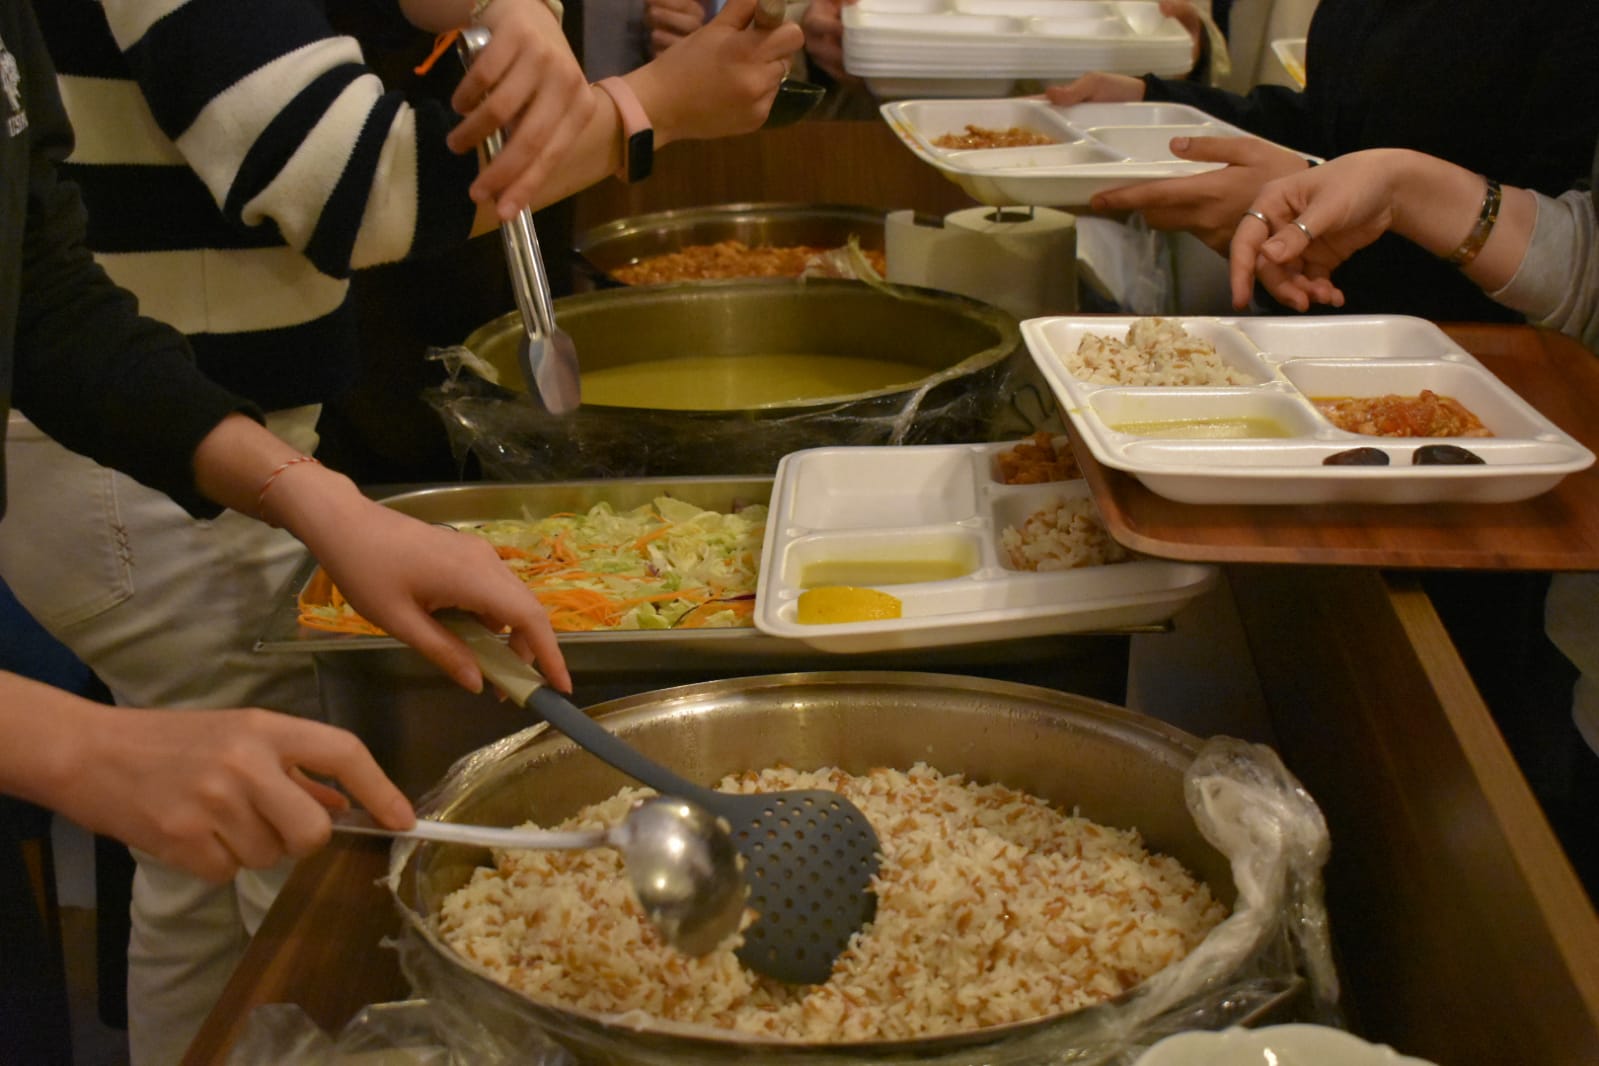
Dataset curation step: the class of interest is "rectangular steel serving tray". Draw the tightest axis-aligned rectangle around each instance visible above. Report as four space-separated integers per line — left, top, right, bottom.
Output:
254 477 1163 675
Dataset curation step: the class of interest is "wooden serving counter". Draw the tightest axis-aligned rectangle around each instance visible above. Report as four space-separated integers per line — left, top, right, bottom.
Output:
184 125 1599 1064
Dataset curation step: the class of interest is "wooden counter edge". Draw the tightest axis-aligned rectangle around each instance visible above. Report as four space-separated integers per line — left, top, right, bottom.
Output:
181 834 404 1065
1230 565 1599 1064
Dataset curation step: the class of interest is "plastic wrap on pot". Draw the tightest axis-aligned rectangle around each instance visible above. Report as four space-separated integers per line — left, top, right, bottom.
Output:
420 280 1038 480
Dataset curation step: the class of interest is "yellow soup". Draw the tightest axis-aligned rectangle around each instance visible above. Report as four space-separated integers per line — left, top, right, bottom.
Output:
580 354 928 411
1107 416 1295 440
801 557 974 587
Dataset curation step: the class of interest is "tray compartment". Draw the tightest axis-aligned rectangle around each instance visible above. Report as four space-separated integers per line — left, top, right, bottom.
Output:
1236 314 1468 361
1087 123 1243 161
784 446 981 528
778 527 989 588
1034 316 1272 388
1088 388 1320 440
1281 359 1547 439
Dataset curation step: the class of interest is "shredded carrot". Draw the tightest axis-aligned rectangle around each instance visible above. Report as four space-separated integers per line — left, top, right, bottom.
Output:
297 499 765 637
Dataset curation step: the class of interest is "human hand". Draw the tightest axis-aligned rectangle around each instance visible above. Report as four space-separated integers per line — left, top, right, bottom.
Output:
646 0 709 56
1089 135 1313 253
1158 0 1206 66
60 704 413 884
446 0 599 218
1228 151 1409 310
630 0 805 143
1044 71 1147 106
801 0 859 83
298 495 572 694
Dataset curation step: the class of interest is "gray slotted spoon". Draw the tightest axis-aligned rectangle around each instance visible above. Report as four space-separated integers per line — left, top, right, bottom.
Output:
440 611 881 984
332 795 746 956
456 27 582 414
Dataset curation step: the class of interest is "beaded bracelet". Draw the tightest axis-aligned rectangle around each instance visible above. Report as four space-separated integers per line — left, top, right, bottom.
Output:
1447 177 1502 267
256 455 321 524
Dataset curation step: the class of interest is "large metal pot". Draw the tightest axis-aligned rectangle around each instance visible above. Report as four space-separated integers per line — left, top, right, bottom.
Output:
434 279 1025 479
572 202 887 291
388 673 1282 1064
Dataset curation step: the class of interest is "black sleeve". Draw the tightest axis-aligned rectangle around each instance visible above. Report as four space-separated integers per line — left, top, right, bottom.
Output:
8 4 258 518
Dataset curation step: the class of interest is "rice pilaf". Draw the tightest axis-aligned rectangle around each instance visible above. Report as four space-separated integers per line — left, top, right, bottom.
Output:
1002 498 1129 571
437 763 1226 1042
1066 318 1257 387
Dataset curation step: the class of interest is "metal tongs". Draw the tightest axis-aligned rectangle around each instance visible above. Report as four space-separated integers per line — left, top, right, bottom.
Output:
456 26 582 414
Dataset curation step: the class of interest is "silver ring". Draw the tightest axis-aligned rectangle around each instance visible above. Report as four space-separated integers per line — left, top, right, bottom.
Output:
1291 219 1315 241
1243 209 1270 227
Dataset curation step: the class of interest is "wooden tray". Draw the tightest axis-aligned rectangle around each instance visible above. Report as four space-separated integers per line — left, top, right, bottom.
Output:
1074 324 1599 569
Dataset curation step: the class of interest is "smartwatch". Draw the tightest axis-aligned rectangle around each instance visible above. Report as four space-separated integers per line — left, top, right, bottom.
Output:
595 77 653 184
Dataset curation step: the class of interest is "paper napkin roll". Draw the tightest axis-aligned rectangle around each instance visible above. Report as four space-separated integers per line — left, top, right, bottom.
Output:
885 206 1078 321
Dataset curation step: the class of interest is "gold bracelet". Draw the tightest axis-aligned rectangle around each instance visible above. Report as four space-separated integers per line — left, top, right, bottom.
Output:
1447 177 1502 267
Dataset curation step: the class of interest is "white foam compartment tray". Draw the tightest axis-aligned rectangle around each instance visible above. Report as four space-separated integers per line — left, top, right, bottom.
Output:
755 442 1218 652
1021 315 1596 505
881 98 1271 207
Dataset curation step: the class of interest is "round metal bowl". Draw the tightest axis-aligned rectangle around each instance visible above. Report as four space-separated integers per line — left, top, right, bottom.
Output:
389 672 1250 1064
572 202 887 290
444 279 1023 479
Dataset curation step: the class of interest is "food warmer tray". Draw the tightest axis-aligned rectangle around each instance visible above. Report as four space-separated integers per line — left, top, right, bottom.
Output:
1020 315 1596 506
254 477 1174 675
881 98 1306 208
755 442 1217 652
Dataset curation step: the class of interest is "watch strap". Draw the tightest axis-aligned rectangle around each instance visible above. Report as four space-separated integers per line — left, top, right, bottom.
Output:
595 77 653 183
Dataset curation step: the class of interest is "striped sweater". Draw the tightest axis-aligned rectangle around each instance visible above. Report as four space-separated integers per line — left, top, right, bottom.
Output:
36 0 480 411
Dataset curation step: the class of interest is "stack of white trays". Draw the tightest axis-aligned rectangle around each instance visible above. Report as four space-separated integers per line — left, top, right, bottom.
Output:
844 0 1194 99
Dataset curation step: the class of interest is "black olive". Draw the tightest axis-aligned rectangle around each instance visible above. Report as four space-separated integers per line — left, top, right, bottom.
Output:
1413 444 1486 465
1323 447 1390 466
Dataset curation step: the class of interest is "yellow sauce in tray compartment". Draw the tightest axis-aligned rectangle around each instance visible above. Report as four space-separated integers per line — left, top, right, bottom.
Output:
581 354 927 411
1107 416 1296 440
801 556 975 587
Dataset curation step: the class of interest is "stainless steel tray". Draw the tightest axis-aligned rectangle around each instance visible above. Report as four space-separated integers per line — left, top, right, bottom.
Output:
255 477 1154 673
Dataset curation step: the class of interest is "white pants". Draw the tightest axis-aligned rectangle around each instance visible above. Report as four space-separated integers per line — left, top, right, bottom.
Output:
0 407 322 1066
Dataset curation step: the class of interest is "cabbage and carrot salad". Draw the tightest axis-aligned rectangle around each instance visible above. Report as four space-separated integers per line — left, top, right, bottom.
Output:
297 496 767 635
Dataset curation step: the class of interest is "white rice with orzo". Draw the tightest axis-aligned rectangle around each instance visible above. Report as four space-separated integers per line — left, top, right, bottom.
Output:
1002 497 1129 571
437 763 1227 1042
1065 317 1257 387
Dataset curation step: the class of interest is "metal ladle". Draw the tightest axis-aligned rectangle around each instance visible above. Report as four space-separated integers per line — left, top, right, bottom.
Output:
440 611 882 985
333 794 746 956
456 27 582 413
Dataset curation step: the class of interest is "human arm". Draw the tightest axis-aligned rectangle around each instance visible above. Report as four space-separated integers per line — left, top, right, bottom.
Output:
84 0 504 274
1226 148 1537 312
1085 134 1314 253
0 672 414 884
12 3 572 694
644 0 709 56
465 0 803 217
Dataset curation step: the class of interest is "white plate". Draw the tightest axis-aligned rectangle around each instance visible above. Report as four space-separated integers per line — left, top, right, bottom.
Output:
1021 314 1596 505
880 98 1283 207
1134 1024 1438 1066
753 442 1217 652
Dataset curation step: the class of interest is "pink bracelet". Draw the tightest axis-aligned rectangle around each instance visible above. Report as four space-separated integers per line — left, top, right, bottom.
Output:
256 455 321 523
